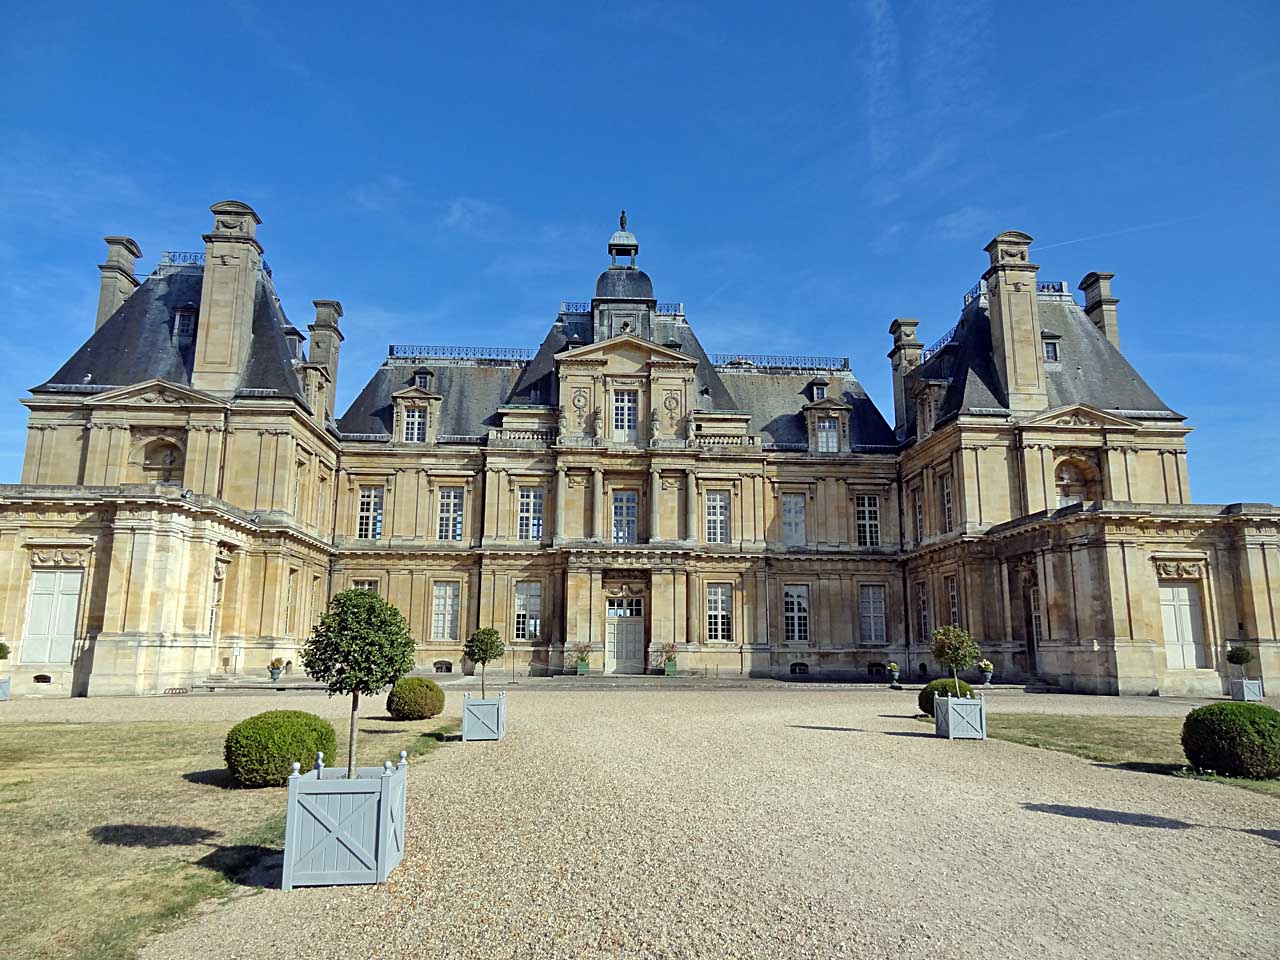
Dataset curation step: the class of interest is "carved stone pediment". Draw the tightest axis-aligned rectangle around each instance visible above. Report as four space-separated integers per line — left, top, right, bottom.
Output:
1020 404 1138 430
87 379 228 410
1154 559 1205 580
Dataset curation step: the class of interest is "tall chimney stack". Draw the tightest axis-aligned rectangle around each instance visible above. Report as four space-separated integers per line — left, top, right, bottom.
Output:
983 230 1047 414
308 300 344 419
887 318 922 435
191 200 263 394
1079 271 1120 349
95 236 142 330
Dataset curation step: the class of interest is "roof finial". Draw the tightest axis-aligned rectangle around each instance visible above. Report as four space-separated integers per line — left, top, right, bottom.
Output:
620 209 627 231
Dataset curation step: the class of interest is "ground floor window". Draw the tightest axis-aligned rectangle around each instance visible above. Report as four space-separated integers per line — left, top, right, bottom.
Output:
706 583 732 642
783 584 810 645
915 582 930 644
514 581 542 641
859 584 887 645
945 574 960 627
432 581 461 640
1029 584 1044 645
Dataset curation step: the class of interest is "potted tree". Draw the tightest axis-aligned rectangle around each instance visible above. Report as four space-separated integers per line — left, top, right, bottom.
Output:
301 588 415 778
652 641 677 677
570 642 592 676
887 661 900 686
463 627 506 741
930 626 986 740
977 658 994 685
269 656 286 681
0 641 10 702
1227 645 1263 702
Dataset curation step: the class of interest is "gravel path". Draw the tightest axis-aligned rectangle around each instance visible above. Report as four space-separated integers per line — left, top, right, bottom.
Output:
119 688 1279 959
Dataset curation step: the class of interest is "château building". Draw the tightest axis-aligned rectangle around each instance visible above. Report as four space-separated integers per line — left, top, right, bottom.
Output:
1 201 1276 698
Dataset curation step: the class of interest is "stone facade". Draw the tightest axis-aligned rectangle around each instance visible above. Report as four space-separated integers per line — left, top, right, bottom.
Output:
1 203 1276 697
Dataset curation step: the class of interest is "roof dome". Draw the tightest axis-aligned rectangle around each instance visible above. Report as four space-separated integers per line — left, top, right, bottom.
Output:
595 266 654 300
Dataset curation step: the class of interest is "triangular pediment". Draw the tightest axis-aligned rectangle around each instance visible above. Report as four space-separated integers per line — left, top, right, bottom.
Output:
803 396 852 412
1021 403 1139 429
556 334 697 367
87 379 229 409
390 386 442 401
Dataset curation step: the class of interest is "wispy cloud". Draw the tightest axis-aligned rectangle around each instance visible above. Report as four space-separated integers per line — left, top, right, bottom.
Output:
1030 215 1204 253
352 174 410 213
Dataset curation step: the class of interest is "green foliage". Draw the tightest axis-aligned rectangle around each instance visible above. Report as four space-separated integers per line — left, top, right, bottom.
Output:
464 628 505 667
223 710 337 788
930 626 981 673
386 676 445 721
302 589 415 697
569 642 592 663
269 657 285 670
1181 702 1280 780
1226 646 1254 667
0 640 9 660
918 677 974 716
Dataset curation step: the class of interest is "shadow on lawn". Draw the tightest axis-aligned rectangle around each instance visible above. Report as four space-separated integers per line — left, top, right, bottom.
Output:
182 768 239 790
89 824 281 888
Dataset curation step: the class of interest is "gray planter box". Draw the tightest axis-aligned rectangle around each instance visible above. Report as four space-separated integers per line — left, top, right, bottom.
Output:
282 751 407 892
0 677 9 701
1230 679 1264 702
462 692 506 741
935 694 987 740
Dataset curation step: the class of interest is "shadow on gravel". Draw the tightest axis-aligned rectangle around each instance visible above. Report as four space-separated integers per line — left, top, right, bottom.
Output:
877 714 919 720
1023 803 1195 830
881 730 935 739
788 724 863 732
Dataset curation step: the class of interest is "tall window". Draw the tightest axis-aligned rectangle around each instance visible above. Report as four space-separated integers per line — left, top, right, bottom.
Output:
783 585 810 645
1029 585 1044 644
613 389 638 438
915 582 930 644
431 581 461 640
438 486 464 540
357 485 384 540
705 490 731 543
859 584 887 645
403 407 427 443
781 493 807 546
707 583 733 642
855 494 880 547
816 416 839 453
352 579 379 594
284 569 298 635
293 460 304 516
941 474 955 532
612 490 638 544
514 581 542 641
518 487 544 540
945 574 960 626
912 488 924 546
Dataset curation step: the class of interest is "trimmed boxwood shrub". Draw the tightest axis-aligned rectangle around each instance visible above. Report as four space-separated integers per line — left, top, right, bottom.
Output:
918 677 974 717
386 676 445 721
1181 702 1280 780
224 710 337 788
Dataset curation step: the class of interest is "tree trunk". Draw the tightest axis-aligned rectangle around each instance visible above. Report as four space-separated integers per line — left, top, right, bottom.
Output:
480 661 486 699
347 690 360 779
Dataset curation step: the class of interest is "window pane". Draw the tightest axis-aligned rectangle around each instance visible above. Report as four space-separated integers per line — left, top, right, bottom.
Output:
518 487 544 540
783 585 810 645
782 493 806 546
816 417 839 453
859 584 886 645
612 490 638 543
706 583 732 642
856 494 880 547
358 485 384 540
515 581 542 640
613 390 639 431
432 582 460 640
705 491 730 543
438 487 464 540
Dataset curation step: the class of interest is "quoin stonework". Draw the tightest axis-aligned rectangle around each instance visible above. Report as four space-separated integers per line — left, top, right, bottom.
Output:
2 202 1277 698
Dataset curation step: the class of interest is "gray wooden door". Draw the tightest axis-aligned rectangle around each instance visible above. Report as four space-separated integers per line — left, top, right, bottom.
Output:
1160 581 1207 669
605 598 644 674
22 569 82 663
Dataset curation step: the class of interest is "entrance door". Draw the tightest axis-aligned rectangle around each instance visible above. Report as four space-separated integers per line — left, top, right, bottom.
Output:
1159 581 1207 669
605 597 644 674
22 569 83 663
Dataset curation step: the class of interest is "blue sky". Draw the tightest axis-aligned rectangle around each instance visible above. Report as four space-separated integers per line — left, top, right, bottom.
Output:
2 1 1277 502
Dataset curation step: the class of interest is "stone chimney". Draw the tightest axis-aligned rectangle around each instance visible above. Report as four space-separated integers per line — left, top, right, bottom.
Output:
887 318 922 434
191 201 263 394
308 300 344 419
95 236 142 330
1079 271 1120 350
983 230 1047 414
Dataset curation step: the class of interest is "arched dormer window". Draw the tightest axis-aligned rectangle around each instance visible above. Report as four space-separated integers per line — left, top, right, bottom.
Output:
1055 457 1101 507
142 439 184 483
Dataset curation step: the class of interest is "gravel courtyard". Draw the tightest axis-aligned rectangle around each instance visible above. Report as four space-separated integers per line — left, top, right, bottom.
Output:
134 686 1279 960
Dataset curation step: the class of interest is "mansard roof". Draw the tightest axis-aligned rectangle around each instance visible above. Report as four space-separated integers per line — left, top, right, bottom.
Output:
910 294 1180 436
720 368 895 448
32 265 306 404
337 359 523 439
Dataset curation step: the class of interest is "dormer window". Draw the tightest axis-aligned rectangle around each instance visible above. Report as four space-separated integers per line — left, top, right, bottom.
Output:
403 407 427 443
174 305 197 338
413 369 433 390
813 384 826 401
1044 340 1059 362
816 416 839 452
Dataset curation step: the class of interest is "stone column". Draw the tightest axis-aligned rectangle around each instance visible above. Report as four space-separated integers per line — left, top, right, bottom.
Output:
591 467 604 541
555 466 568 542
685 469 698 543
649 467 662 542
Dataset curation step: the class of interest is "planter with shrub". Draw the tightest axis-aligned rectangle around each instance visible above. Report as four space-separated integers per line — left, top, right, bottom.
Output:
1226 646 1263 702
1181 701 1280 780
462 628 506 741
224 710 337 787
269 656 285 681
928 626 986 740
569 642 591 676
386 676 445 720
887 661 900 686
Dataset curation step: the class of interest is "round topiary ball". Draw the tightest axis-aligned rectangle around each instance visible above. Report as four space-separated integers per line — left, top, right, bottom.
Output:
386 676 445 721
1181 702 1280 780
918 677 974 716
223 710 337 788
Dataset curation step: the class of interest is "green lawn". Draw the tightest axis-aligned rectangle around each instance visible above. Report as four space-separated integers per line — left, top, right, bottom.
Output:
0 710 459 960
983 713 1280 798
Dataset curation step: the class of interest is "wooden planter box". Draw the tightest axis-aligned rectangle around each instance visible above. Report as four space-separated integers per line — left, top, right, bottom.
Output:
1230 679 1264 702
462 692 507 741
934 694 987 740
282 752 407 891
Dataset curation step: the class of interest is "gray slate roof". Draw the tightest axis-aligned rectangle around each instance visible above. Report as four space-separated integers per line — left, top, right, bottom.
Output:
720 370 895 448
337 361 523 438
34 266 306 404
